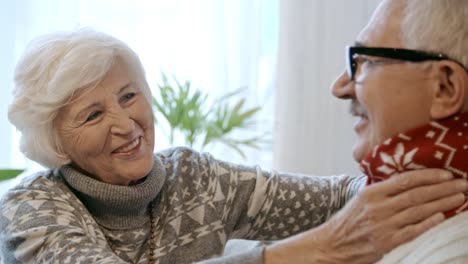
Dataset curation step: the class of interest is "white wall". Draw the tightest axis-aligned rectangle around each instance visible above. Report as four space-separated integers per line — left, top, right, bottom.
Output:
273 0 382 176
0 1 16 167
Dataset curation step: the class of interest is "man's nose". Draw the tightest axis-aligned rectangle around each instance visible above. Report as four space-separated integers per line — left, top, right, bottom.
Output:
331 70 355 99
109 108 135 135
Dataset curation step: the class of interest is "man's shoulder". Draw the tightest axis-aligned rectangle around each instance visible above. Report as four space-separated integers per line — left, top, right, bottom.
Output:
378 212 468 263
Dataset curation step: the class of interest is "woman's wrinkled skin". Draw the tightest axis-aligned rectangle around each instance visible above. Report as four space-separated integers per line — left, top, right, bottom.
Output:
54 59 155 185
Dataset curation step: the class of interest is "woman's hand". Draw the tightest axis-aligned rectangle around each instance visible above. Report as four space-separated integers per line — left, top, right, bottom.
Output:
264 169 468 264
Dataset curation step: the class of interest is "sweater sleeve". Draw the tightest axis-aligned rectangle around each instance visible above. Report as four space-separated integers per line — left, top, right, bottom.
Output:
0 174 128 264
193 151 366 241
196 246 265 264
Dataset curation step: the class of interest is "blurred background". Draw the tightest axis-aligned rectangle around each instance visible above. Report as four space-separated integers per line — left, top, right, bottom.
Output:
0 0 381 177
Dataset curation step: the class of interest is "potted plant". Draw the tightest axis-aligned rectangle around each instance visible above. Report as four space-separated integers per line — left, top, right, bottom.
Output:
152 74 268 158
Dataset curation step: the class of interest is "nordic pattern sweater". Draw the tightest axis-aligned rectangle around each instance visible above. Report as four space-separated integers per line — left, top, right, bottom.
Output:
0 147 365 264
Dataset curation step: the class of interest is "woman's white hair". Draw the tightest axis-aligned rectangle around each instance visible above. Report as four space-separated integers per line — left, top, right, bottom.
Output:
401 0 468 69
8 29 152 168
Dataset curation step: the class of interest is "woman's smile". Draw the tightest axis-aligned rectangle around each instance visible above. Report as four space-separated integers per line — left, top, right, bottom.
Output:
112 136 141 155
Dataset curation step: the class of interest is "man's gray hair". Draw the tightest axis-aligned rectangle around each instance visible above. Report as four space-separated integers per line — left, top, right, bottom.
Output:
401 0 468 69
8 29 152 168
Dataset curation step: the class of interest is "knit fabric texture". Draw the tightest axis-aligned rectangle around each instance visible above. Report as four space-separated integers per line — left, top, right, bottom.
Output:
361 111 468 217
0 147 365 264
361 112 468 263
377 211 468 264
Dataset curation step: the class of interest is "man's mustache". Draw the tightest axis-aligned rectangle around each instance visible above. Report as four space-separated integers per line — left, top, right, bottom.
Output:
349 100 367 117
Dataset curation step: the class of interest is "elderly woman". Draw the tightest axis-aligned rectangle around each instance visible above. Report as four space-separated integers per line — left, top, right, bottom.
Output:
0 29 463 264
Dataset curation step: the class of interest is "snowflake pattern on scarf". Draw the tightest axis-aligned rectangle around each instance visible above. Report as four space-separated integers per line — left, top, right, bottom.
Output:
361 112 468 217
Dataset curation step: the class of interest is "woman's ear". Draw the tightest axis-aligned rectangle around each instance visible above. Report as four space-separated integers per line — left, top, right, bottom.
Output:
54 138 71 163
430 61 467 119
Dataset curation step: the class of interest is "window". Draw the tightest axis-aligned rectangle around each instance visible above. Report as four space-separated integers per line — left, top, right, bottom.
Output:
0 0 278 171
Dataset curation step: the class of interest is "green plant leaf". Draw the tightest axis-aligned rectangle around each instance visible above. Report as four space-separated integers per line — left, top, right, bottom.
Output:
0 169 24 182
152 73 269 158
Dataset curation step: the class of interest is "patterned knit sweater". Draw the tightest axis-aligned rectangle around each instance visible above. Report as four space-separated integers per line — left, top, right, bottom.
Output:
0 147 365 264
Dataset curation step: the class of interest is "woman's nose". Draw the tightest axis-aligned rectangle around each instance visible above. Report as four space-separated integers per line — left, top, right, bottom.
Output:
110 109 135 135
331 70 355 99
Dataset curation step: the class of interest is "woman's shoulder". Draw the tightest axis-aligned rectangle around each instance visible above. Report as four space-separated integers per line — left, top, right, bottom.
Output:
156 146 205 159
0 169 71 209
156 147 215 167
154 147 221 189
6 169 59 190
155 147 261 177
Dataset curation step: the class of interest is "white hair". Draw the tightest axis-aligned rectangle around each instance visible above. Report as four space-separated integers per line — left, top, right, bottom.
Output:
8 29 152 168
401 0 468 69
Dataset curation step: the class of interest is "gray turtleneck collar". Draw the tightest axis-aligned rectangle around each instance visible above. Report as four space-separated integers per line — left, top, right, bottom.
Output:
58 155 166 230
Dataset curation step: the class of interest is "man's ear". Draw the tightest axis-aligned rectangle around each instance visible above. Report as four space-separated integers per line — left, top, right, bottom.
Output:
430 60 467 119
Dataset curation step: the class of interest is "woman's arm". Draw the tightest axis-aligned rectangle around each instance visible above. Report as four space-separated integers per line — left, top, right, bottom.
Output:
193 150 465 263
158 148 466 263
205 157 365 241
0 175 128 264
263 169 466 263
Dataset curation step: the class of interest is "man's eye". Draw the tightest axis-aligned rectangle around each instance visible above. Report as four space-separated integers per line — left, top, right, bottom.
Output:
356 56 375 66
85 111 102 122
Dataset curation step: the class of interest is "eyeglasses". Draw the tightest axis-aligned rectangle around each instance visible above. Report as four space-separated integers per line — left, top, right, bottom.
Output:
346 46 465 80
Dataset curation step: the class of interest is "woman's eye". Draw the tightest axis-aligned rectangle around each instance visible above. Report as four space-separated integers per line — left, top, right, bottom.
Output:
85 111 102 122
121 92 136 102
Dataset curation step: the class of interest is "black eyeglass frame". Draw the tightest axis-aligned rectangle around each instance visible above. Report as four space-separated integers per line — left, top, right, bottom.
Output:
346 46 465 80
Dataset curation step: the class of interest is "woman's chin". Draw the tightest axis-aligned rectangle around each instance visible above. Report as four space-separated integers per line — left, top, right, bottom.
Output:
128 176 148 185
118 150 154 185
125 165 153 185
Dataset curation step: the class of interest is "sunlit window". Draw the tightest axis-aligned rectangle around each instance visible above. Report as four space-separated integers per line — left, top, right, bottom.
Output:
1 0 278 172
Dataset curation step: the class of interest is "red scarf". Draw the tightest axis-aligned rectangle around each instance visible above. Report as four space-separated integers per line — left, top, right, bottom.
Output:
360 111 468 218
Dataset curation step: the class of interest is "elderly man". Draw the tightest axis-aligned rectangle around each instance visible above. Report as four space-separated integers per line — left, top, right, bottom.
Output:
332 0 467 262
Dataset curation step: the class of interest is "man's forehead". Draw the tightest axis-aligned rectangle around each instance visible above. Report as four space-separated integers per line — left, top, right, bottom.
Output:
356 0 405 48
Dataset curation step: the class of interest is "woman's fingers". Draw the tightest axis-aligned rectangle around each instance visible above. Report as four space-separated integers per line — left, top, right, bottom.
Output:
371 169 454 196
332 169 468 260
385 179 468 212
392 193 466 225
361 169 467 223
266 169 468 264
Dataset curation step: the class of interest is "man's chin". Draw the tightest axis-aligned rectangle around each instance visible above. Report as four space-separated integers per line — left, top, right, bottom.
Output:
352 142 372 163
